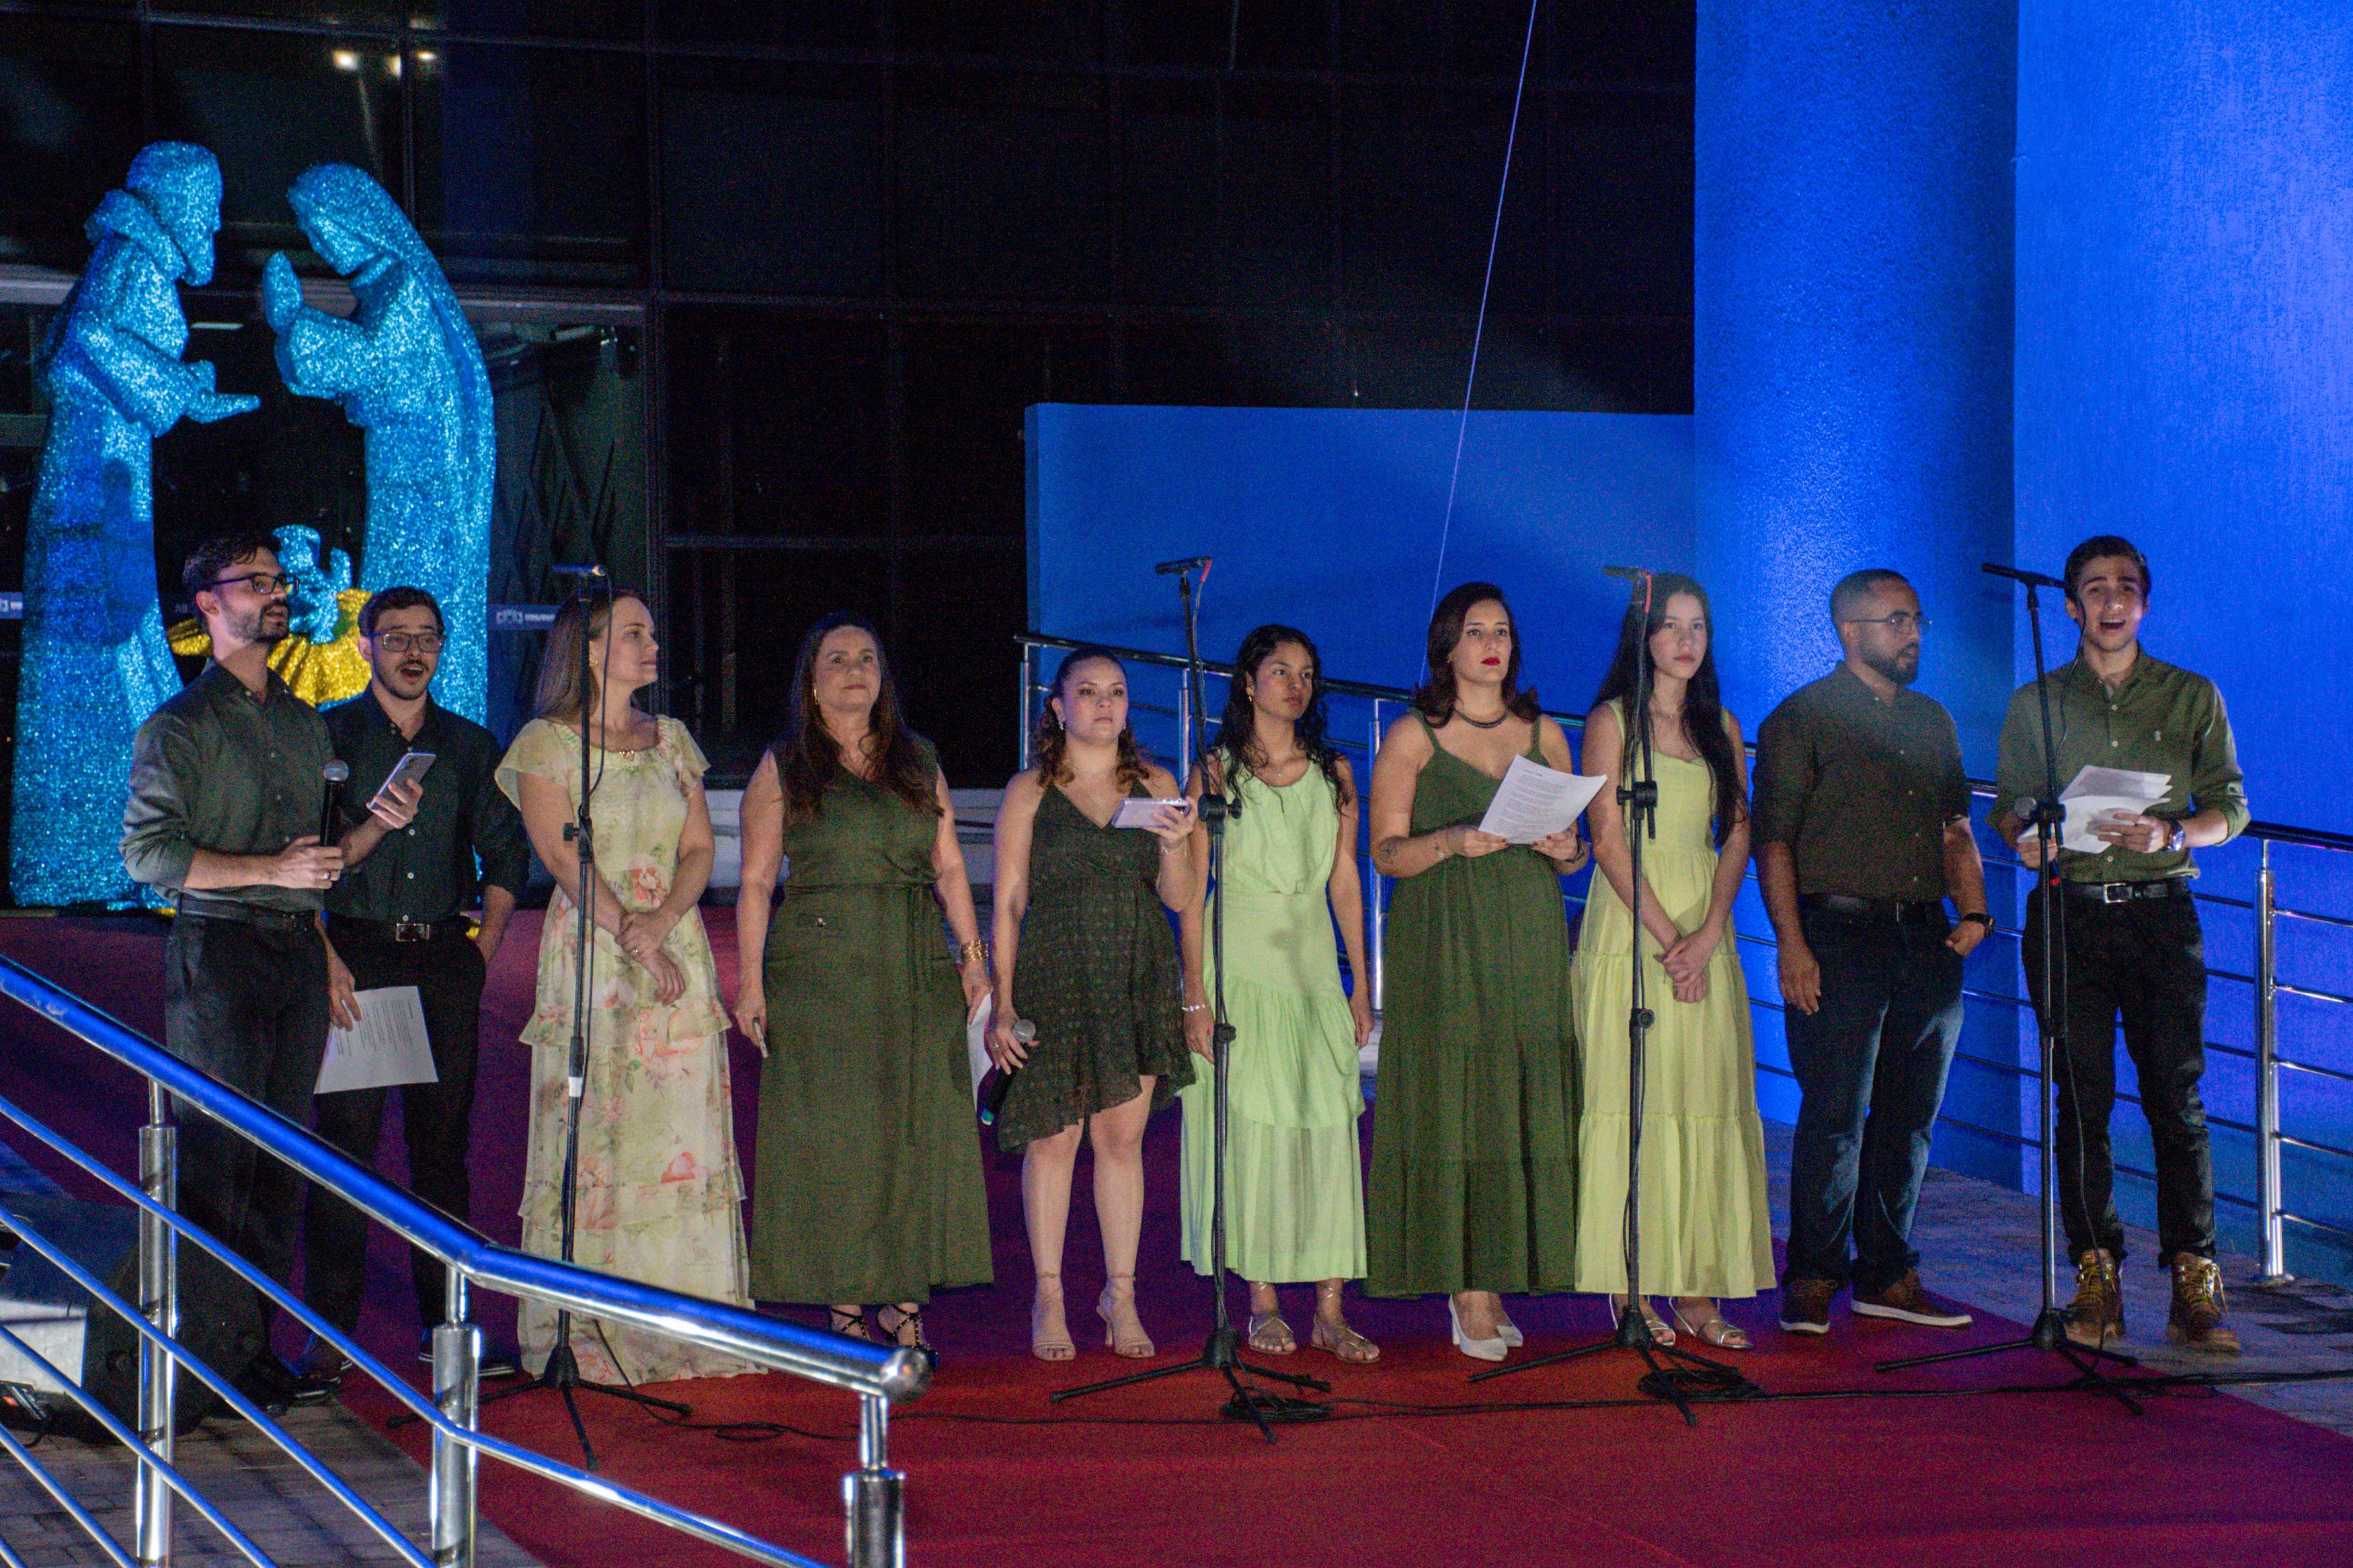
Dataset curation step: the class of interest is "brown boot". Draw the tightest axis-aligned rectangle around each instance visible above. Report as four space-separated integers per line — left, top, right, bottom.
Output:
2165 1255 2241 1356
2065 1249 2124 1348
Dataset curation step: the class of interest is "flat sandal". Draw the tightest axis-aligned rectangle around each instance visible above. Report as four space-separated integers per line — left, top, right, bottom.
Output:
1309 1315 1380 1364
1246 1312 1297 1355
1671 1301 1753 1351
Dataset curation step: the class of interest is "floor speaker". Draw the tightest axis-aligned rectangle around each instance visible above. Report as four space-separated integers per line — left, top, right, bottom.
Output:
0 1194 263 1439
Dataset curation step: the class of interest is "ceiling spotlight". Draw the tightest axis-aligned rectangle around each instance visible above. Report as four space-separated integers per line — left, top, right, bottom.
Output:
331 48 360 72
414 49 438 65
385 54 402 77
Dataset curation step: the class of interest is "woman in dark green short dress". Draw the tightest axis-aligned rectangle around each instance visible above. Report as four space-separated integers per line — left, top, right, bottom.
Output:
990 648 1199 1361
733 614 992 1358
1365 583 1587 1361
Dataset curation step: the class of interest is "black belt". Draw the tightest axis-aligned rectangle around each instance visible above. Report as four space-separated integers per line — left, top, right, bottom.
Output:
2059 878 2190 905
1800 893 1947 921
328 913 471 944
173 893 313 933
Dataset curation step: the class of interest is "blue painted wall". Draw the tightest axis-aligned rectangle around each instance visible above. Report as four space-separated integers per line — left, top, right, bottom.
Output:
1696 0 2024 1176
2017 0 2353 1272
1027 405 1693 712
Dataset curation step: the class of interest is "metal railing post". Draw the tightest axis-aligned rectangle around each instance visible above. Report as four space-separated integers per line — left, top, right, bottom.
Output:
2255 841 2292 1283
844 1392 904 1568
430 1270 480 1568
135 1082 176 1568
1016 641 1035 773
1367 700 1385 1014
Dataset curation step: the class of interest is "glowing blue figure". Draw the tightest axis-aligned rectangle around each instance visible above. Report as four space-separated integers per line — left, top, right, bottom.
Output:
272 523 354 644
261 163 491 722
9 143 257 907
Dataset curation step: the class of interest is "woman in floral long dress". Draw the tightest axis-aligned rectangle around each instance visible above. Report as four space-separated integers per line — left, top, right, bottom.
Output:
497 591 758 1383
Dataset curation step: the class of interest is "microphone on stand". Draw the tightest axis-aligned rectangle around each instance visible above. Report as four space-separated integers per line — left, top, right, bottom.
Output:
1981 562 2068 591
1155 556 1211 576
979 1019 1039 1127
319 760 349 845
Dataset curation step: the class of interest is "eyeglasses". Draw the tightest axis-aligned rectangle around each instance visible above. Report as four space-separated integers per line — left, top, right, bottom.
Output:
372 631 445 654
1843 612 1932 634
211 572 292 595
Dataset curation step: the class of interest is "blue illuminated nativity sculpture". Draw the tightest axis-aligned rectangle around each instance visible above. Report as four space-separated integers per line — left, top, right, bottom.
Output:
9 142 258 907
261 163 491 721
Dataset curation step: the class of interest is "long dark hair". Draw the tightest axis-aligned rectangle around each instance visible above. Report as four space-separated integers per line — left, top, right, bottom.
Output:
770 612 940 825
1215 624 1351 807
534 591 643 723
1412 581 1542 726
1033 647 1151 792
1591 573 1745 848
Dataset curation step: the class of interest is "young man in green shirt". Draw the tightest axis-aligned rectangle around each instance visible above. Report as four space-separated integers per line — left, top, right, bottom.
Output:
1993 536 2249 1355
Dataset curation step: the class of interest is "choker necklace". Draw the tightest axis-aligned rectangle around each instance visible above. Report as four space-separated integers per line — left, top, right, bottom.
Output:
1455 706 1509 729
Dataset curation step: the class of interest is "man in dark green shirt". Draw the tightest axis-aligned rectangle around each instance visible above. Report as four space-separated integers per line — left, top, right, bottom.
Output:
120 533 344 1409
305 586 531 1370
1752 568 1992 1337
1993 536 2247 1356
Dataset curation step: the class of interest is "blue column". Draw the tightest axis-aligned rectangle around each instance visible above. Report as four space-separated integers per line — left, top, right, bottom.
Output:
1696 0 2017 759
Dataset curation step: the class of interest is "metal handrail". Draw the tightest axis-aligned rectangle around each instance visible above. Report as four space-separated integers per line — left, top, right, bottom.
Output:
1017 631 2353 1288
0 952 921 1568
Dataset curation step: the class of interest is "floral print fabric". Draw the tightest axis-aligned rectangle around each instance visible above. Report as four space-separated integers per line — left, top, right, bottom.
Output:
495 716 758 1384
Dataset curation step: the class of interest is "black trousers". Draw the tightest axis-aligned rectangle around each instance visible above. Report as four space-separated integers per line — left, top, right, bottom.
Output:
163 914 330 1326
2023 886 2215 1268
304 929 487 1333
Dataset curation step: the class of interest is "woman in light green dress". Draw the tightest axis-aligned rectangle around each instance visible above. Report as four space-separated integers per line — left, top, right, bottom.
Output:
498 592 758 1385
1572 573 1773 1350
1178 626 1380 1363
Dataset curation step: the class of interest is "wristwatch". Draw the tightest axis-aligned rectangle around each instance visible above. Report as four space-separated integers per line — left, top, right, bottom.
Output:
2165 819 2188 854
1958 911 1995 932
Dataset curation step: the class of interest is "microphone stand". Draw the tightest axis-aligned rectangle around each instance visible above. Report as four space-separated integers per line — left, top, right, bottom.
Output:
477 571 691 1467
1877 568 2140 1409
1053 562 1330 1442
1472 571 1756 1423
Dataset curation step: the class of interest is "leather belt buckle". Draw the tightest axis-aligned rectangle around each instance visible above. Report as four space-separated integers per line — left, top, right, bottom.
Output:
2100 883 2132 905
392 919 434 943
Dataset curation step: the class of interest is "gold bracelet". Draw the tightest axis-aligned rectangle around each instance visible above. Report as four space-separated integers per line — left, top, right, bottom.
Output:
957 938 988 967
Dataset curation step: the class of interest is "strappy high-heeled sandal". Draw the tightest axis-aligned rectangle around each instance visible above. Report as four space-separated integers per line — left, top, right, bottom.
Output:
1098 1283 1156 1358
1671 1300 1753 1351
1310 1284 1380 1364
828 1307 873 1342
877 1304 939 1368
1608 1294 1676 1346
1031 1282 1075 1362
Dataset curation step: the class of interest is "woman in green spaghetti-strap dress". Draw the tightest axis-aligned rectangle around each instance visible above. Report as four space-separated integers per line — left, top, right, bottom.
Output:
1365 583 1587 1360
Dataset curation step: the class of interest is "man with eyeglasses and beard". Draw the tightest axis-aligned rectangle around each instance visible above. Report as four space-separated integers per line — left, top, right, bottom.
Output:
301 586 530 1380
1752 569 1993 1339
1993 537 2247 1356
123 533 345 1410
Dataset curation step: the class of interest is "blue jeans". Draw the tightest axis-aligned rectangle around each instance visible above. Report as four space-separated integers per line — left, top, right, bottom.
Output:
1782 903 1964 1293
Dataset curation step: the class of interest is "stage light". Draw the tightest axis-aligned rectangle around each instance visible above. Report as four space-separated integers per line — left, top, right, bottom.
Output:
331 49 360 72
386 54 401 78
414 50 438 65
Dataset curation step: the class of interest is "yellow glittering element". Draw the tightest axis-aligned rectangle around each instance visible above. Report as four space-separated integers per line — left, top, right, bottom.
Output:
167 587 373 708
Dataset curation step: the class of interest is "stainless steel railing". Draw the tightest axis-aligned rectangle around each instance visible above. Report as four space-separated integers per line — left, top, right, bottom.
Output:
0 952 925 1568
1015 632 2353 1286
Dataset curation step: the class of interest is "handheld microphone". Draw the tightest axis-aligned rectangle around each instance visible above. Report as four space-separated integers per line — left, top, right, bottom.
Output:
551 563 608 579
1981 562 2068 591
978 1019 1039 1126
1154 556 1211 576
319 760 350 845
1603 564 1656 582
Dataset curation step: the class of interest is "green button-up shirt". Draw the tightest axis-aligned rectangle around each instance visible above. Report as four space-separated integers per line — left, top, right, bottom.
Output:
120 661 335 913
323 690 532 925
1752 664 1974 902
1992 652 2248 883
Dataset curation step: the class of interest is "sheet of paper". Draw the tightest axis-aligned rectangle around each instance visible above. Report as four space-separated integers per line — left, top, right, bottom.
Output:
2056 765 2172 855
316 986 438 1095
1475 755 1609 845
1109 797 1187 830
965 995 994 1109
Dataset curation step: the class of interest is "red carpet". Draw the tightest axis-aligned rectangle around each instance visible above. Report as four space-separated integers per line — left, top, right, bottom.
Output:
7 912 2353 1566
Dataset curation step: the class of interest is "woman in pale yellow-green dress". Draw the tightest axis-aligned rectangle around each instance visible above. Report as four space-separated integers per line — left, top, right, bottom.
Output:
1177 626 1379 1363
1572 574 1772 1350
499 591 758 1384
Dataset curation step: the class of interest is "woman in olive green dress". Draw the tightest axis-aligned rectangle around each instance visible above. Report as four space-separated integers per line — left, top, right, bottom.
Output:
732 613 993 1358
989 648 1199 1361
1365 583 1588 1360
